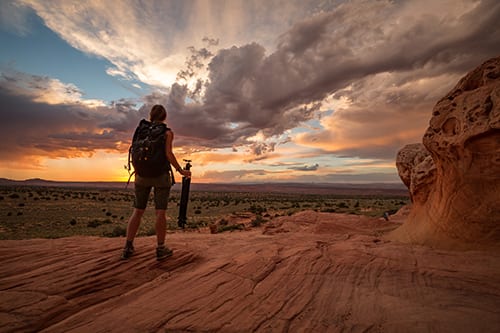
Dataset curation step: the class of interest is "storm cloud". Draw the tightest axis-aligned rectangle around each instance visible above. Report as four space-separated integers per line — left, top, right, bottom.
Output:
164 0 500 152
1 0 500 170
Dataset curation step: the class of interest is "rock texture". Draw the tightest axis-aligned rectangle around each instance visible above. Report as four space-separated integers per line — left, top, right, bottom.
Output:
392 56 500 248
1 212 500 332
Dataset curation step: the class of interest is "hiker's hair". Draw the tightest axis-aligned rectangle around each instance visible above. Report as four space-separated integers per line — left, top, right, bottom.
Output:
150 104 167 122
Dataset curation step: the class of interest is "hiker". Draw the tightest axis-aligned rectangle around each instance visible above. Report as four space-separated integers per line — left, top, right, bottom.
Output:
121 104 191 260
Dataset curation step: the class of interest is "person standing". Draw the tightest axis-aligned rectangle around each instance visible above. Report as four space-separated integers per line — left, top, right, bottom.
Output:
121 104 191 260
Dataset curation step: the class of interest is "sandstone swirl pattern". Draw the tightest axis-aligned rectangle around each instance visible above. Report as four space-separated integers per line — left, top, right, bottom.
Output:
1 212 500 332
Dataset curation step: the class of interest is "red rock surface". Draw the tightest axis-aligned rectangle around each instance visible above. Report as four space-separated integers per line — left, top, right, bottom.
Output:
1 211 499 332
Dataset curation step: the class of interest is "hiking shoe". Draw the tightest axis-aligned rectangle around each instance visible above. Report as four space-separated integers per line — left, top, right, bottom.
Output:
120 245 135 260
156 245 173 261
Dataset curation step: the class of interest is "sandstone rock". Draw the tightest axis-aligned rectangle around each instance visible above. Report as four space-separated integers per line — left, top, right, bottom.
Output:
2 214 500 332
396 143 436 204
391 56 500 248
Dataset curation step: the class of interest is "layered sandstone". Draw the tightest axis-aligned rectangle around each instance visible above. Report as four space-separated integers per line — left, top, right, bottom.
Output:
1 212 500 332
391 56 500 248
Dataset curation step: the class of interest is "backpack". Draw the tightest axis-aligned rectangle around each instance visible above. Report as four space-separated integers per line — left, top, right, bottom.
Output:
125 119 175 186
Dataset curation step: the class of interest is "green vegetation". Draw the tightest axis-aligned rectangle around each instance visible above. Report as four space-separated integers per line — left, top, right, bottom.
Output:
0 186 409 240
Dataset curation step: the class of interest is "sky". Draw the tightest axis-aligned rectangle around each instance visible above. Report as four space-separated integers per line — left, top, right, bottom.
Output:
0 0 499 183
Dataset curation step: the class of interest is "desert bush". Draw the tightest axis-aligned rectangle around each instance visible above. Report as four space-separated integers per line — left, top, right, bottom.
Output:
218 224 244 233
103 226 126 237
69 218 77 226
194 209 202 214
251 215 267 227
337 202 349 209
9 193 20 199
249 205 266 215
87 220 101 228
142 226 156 236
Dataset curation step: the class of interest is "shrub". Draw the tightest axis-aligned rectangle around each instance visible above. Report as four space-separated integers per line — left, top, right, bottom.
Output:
337 202 349 209
142 226 156 236
103 226 126 237
194 209 202 214
87 220 101 228
249 205 266 215
251 215 267 227
69 218 77 226
9 193 20 199
218 224 244 233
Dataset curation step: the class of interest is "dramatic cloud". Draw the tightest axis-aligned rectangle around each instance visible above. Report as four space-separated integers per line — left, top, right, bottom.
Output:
14 0 334 88
0 71 146 167
201 168 401 184
2 0 500 180
288 164 320 171
163 0 500 155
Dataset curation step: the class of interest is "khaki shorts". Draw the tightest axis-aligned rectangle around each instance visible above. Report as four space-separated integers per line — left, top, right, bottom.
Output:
133 172 172 210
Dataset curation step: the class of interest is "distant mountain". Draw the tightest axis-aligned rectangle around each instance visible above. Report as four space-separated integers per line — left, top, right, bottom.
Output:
0 178 408 196
0 178 125 189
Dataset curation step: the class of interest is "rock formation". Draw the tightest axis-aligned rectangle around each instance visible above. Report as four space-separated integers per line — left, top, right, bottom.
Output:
391 56 500 248
2 213 500 332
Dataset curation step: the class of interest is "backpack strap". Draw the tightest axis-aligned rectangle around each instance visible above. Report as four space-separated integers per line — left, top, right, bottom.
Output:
124 119 147 189
165 127 176 185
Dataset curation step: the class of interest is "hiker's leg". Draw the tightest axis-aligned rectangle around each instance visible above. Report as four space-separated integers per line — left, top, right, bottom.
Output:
126 208 145 241
154 208 173 260
153 186 171 246
155 209 167 245
126 183 151 242
121 208 144 259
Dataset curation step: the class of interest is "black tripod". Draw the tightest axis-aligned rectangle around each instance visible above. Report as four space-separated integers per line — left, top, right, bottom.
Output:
177 159 192 229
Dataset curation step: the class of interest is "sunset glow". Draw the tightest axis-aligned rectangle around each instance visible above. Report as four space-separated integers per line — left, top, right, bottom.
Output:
1 0 499 183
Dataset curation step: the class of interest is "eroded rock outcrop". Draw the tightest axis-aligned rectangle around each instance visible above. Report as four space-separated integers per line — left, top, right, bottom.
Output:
391 56 500 248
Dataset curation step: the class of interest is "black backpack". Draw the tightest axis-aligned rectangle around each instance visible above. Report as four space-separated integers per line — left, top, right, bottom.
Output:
126 119 175 186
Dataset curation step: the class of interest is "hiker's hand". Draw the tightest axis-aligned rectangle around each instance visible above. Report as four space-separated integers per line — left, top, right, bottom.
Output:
180 170 191 178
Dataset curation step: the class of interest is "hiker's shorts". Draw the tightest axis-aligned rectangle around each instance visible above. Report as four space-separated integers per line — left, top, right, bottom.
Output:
133 172 172 210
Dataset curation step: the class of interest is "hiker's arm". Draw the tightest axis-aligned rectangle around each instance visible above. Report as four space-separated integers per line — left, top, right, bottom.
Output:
165 131 191 178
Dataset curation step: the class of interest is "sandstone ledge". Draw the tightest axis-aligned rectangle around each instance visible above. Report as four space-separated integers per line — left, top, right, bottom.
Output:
1 211 499 332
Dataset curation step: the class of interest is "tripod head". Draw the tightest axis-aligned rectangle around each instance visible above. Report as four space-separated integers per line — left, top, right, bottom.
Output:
183 159 192 171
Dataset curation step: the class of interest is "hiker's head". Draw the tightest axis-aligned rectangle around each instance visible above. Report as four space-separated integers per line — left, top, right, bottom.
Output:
150 104 167 122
